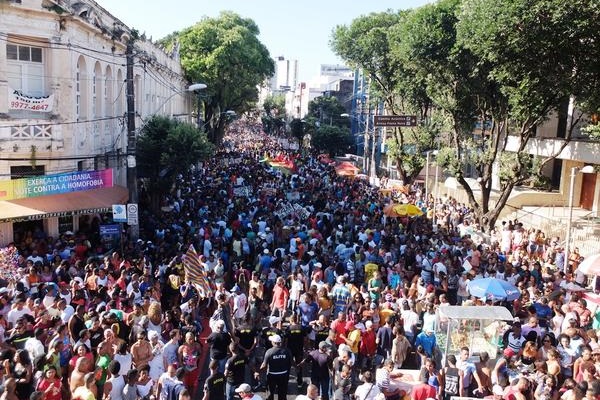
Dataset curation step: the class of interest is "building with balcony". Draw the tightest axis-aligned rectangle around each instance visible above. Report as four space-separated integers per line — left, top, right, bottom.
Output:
0 0 192 245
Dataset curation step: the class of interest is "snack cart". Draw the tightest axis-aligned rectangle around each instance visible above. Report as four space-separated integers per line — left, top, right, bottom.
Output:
436 305 514 362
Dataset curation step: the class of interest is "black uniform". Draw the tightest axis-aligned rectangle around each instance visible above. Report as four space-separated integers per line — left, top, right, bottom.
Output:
285 323 306 385
204 372 226 400
261 326 282 351
224 353 248 386
313 323 329 346
264 345 292 400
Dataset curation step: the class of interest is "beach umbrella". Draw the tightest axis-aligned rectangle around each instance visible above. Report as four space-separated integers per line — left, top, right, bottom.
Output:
577 253 600 275
467 277 520 301
383 203 424 217
561 282 587 292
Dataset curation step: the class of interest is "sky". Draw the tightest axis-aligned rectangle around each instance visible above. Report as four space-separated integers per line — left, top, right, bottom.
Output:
96 0 433 82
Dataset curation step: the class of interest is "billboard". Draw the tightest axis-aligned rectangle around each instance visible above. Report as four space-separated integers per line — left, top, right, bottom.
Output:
0 169 113 201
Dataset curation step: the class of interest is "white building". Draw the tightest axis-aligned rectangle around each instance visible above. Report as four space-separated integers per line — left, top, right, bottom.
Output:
0 0 192 244
270 56 298 92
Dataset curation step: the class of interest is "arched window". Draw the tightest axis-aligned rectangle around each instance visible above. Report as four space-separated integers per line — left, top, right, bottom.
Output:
93 62 102 119
104 66 112 117
76 56 88 120
116 69 124 116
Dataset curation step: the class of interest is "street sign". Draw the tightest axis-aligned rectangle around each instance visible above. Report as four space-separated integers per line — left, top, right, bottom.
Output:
112 204 126 223
127 203 139 226
374 115 418 127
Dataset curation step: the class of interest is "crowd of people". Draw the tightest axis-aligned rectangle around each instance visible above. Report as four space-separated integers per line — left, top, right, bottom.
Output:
0 118 598 400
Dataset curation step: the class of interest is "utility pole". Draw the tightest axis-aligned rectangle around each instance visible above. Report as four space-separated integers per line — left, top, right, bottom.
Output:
126 38 139 241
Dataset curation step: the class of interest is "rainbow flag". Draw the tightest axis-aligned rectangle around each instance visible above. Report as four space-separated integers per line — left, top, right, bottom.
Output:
183 245 212 297
261 154 296 174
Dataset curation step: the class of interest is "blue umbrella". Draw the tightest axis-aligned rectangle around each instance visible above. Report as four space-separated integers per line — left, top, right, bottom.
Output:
467 277 520 301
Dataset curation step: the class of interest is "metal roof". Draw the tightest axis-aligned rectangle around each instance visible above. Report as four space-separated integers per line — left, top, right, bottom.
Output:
438 305 514 321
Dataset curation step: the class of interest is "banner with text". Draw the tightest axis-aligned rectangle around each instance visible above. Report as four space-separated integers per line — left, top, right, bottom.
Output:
0 169 113 201
8 87 54 112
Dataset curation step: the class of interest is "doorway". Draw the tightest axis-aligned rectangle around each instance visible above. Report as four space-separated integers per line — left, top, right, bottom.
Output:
13 219 44 245
580 173 597 210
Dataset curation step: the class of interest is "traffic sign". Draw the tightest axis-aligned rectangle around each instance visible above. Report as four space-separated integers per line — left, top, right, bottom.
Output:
374 115 418 127
112 204 126 223
127 203 139 226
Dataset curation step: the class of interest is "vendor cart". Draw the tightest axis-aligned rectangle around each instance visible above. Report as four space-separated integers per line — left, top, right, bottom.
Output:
436 305 514 363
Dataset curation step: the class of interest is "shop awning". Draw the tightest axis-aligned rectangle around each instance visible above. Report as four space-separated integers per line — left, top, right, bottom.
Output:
0 186 129 222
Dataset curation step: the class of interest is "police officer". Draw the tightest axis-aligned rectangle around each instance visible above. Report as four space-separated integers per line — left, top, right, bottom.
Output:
285 313 306 389
202 360 225 400
224 343 249 400
261 316 283 351
258 334 291 400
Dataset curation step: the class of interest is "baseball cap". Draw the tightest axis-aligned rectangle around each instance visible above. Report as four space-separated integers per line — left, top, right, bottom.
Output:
268 316 281 325
269 334 282 343
318 341 331 350
235 383 252 393
503 348 515 358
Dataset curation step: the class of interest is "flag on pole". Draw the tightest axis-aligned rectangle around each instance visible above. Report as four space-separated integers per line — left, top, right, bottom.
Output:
183 244 212 297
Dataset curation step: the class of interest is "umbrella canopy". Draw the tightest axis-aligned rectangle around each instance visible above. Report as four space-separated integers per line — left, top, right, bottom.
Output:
561 282 587 292
577 253 600 275
467 277 520 301
383 203 424 218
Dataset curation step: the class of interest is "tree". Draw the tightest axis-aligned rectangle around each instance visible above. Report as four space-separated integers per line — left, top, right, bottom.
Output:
289 118 306 145
397 0 600 231
261 94 286 135
311 125 353 156
160 12 275 144
331 11 438 183
308 96 349 128
137 116 214 211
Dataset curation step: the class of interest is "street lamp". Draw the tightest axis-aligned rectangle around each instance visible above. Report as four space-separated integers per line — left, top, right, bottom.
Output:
564 165 594 273
424 150 439 228
424 150 438 204
188 83 208 127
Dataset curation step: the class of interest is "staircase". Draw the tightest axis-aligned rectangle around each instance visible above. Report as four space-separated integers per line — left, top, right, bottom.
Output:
503 205 600 256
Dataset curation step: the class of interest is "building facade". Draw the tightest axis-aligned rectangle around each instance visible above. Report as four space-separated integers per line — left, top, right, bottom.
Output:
0 0 192 245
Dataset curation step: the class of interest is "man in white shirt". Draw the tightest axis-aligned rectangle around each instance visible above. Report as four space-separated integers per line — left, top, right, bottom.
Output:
7 297 32 329
25 328 46 362
231 285 247 325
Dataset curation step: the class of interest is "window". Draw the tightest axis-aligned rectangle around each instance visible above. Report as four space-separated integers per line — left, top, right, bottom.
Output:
76 63 81 120
10 165 45 179
7 43 44 96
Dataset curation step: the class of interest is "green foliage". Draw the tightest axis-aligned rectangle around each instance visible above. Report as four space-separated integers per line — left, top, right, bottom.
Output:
331 10 438 183
307 96 349 127
137 115 214 181
289 118 306 143
161 12 275 143
311 125 353 156
263 94 286 117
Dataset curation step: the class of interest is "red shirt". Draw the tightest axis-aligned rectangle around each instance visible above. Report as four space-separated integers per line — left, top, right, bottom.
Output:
411 383 436 400
360 329 376 356
331 319 347 345
272 284 289 309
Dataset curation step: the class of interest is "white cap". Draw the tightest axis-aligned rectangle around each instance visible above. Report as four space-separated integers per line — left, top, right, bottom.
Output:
268 316 281 325
235 383 252 393
269 334 282 343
